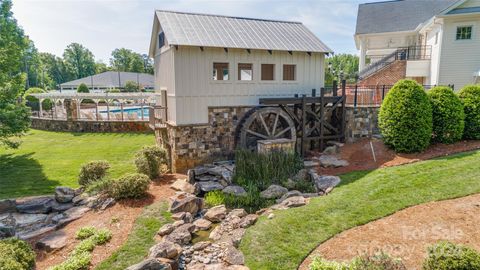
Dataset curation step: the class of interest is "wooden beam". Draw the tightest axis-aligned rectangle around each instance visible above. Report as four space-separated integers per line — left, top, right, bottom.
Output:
224 48 228 53
174 45 178 50
288 51 293 55
246 49 251 54
199 46 204 51
306 52 312 56
267 50 272 55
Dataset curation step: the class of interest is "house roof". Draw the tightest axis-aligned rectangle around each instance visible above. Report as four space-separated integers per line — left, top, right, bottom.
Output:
355 0 459 35
447 6 480 15
153 10 332 53
59 71 154 88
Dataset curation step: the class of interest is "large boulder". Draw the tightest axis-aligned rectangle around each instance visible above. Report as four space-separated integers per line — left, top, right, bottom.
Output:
0 199 16 214
158 224 175 236
239 214 258 229
227 209 248 219
222 186 247 197
204 205 227 222
309 171 341 193
36 231 67 252
148 240 182 260
16 196 55 214
260 185 288 199
164 227 192 245
223 246 245 265
171 212 193 223
170 179 197 194
317 155 349 168
126 258 172 270
55 187 76 203
169 193 203 215
280 196 306 208
195 181 224 193
276 190 302 203
193 218 212 231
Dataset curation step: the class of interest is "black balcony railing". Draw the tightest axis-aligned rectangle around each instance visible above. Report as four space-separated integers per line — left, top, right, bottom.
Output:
358 45 432 80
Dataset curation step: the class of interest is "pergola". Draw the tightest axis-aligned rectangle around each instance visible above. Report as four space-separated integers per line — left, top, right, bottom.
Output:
31 92 156 121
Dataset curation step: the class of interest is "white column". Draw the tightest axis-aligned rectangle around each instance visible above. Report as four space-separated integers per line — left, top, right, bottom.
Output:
359 38 367 71
39 98 43 118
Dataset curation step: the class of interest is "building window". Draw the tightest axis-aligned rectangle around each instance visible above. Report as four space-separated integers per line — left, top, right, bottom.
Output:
261 64 275 81
456 26 472 40
158 32 165 48
213 63 229 80
283 65 296 81
238 63 253 81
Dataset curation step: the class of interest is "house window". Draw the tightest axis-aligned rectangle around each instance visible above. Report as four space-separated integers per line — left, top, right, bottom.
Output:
158 32 165 48
238 63 253 81
261 64 275 81
213 63 229 80
283 65 296 81
456 26 472 40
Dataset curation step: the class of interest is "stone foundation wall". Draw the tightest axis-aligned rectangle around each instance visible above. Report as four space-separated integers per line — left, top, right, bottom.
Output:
345 106 380 142
31 118 152 133
160 106 381 172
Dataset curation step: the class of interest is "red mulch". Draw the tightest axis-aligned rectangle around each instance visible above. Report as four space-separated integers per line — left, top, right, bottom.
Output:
310 138 480 175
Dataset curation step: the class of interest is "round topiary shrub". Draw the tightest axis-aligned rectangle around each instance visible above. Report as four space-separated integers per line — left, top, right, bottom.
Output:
77 83 89 93
0 238 36 270
109 173 150 199
427 86 465 144
379 80 433 153
423 241 480 270
135 145 167 179
78 160 110 186
458 85 480 140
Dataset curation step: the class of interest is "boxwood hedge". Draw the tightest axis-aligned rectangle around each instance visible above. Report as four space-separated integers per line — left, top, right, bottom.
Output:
379 80 433 153
427 86 465 144
458 85 480 140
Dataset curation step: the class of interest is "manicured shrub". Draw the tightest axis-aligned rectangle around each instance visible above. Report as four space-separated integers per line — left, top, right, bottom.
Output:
234 149 304 191
23 87 52 111
50 251 91 270
135 145 167 179
427 86 465 144
78 160 110 186
0 238 36 270
109 173 150 200
309 257 350 270
75 226 96 240
85 178 112 195
77 83 89 93
423 241 480 270
310 253 405 270
72 238 96 256
352 253 406 270
379 80 433 153
458 85 480 140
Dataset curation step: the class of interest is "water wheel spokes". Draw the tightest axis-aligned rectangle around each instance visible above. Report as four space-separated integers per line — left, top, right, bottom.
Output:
239 107 296 150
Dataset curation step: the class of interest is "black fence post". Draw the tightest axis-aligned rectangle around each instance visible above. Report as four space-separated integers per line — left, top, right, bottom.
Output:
332 80 338 97
354 84 358 111
382 85 386 101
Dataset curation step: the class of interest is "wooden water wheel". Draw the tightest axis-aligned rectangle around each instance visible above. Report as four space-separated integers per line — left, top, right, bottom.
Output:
238 107 296 151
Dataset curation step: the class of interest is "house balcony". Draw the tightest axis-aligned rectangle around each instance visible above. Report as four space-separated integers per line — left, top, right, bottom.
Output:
148 105 167 129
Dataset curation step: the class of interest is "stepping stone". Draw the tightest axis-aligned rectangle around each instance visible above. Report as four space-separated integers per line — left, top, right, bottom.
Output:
36 231 67 252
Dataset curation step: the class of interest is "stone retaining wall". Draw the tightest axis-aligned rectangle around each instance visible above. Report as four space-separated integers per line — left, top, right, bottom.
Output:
31 117 152 133
158 106 381 172
345 106 381 142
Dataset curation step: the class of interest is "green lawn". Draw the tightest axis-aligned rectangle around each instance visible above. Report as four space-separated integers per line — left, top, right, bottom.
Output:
95 202 172 270
0 129 154 199
240 149 480 270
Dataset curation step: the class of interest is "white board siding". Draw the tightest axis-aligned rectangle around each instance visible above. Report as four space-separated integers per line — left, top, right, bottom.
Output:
425 24 443 85
172 46 325 125
439 15 480 89
154 46 176 123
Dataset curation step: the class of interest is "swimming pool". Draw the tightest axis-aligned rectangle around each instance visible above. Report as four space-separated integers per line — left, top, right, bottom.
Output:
100 107 149 118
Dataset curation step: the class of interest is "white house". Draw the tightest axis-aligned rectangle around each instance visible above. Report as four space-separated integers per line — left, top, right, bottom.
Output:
148 10 332 171
355 0 480 89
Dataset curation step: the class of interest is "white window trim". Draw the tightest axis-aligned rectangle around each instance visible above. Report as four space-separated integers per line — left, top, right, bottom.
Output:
211 61 231 83
455 24 475 41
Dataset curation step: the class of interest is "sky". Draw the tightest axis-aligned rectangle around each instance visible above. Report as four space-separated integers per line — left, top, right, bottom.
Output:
12 0 372 63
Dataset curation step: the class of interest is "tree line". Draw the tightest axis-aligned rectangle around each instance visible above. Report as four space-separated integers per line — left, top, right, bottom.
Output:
24 43 153 90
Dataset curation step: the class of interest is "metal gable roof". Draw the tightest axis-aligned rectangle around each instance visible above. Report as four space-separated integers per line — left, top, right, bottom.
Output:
355 0 460 35
155 10 332 53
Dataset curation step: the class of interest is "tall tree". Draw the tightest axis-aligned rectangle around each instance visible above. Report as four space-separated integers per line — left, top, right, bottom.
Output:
325 54 359 85
95 61 109 74
39 52 71 88
63 43 95 79
0 0 31 148
110 48 153 74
